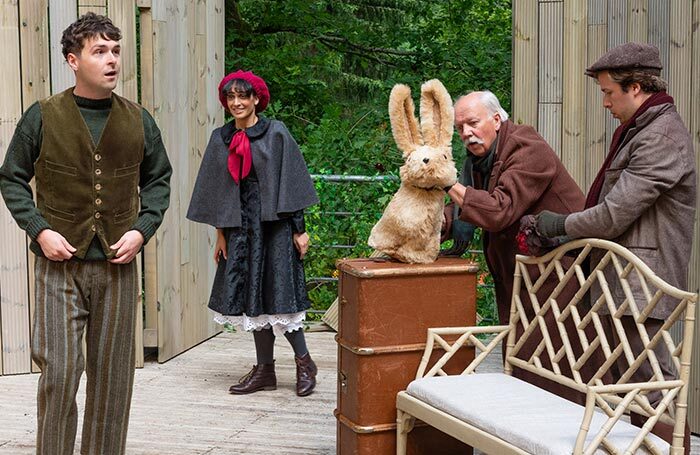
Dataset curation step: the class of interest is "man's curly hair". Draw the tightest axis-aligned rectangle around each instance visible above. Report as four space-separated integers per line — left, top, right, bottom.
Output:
61 12 121 59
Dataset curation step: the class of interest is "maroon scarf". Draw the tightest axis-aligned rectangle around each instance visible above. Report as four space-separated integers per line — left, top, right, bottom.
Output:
584 91 674 208
228 130 252 184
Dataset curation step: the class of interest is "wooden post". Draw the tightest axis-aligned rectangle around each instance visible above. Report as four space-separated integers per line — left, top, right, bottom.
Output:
139 2 160 351
585 0 607 191
0 0 31 375
627 0 648 43
512 0 538 126
19 0 51 374
562 0 587 188
48 0 77 94
78 0 106 16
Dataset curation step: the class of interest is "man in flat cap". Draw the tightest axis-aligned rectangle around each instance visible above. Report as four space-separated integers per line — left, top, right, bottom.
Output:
534 42 696 449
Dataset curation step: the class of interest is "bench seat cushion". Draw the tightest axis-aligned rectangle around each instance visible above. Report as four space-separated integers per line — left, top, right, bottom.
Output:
406 373 669 455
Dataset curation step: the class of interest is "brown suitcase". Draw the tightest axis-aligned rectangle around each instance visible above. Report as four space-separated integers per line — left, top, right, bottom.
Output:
335 258 478 455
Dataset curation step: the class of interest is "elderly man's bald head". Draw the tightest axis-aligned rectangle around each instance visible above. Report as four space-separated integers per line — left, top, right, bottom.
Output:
453 91 508 156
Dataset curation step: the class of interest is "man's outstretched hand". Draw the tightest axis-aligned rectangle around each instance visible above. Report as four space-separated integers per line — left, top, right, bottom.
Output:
535 210 568 238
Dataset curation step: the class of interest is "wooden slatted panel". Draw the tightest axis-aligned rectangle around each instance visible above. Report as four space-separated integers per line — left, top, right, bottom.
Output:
648 0 669 77
109 0 138 101
202 0 223 337
189 0 216 341
627 0 648 43
153 0 186 363
537 103 562 157
138 3 159 351
108 0 142 370
606 0 628 47
585 23 607 191
183 0 198 344
19 0 51 374
512 0 538 126
205 0 224 131
48 0 77 94
686 0 700 435
538 1 562 105
562 0 586 187
205 0 223 335
667 2 692 123
78 0 106 16
538 1 563 157
180 0 194 269
604 0 627 150
0 0 31 375
152 2 182 363
587 0 606 25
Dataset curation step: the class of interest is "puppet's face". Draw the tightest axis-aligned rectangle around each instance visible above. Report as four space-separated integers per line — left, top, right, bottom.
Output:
400 145 457 189
227 90 259 125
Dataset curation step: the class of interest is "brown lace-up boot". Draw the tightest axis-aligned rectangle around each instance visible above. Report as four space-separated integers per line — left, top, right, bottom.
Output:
294 353 317 396
228 363 277 394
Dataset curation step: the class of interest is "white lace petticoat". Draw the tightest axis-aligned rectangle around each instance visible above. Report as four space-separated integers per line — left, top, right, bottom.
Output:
213 311 306 337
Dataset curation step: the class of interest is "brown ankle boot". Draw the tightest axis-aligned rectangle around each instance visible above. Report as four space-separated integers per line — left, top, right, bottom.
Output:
229 363 276 394
294 353 317 396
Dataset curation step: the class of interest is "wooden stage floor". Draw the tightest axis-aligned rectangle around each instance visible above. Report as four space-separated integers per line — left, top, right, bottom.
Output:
1 330 698 454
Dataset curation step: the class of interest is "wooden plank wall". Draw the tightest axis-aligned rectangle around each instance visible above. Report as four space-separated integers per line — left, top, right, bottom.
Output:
151 0 222 363
1 0 29 376
512 0 700 433
0 0 223 374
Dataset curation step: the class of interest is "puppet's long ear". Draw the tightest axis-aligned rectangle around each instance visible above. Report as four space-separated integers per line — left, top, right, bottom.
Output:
420 79 454 148
389 84 422 156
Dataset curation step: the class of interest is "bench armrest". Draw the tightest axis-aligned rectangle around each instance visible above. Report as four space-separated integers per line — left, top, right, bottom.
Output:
574 380 685 455
415 325 511 379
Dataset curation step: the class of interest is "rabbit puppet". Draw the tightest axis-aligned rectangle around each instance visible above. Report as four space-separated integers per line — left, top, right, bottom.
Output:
367 79 457 264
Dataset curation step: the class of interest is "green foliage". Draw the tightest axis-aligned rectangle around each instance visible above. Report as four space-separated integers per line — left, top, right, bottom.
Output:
303 176 400 320
225 0 512 322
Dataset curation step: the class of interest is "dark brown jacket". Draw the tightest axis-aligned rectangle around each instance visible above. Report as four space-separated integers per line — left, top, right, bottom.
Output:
458 120 593 402
459 120 584 320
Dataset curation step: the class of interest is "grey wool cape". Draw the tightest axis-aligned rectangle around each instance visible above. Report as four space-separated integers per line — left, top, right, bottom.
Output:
186 117 319 227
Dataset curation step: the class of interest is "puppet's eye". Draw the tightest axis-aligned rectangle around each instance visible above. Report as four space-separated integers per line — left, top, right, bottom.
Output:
443 154 447 159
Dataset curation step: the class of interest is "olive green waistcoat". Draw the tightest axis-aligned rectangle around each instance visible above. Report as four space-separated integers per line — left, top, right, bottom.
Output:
36 89 145 259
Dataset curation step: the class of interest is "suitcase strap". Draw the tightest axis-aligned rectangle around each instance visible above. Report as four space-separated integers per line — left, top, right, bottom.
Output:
335 335 426 356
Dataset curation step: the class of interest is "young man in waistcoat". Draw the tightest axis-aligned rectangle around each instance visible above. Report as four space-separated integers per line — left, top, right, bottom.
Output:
0 13 171 455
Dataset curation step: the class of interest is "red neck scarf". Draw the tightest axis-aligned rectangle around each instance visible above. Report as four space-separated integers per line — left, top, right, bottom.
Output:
584 91 674 208
228 130 252 184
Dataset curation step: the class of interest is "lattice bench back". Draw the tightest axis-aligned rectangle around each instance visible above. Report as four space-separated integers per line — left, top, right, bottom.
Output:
505 238 697 431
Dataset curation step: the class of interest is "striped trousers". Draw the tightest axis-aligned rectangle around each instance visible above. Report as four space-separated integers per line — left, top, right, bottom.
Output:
32 257 138 455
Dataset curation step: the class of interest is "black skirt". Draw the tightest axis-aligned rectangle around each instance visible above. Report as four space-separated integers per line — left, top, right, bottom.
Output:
207 171 311 318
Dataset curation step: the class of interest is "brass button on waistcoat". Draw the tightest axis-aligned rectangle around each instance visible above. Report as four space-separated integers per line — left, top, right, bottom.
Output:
95 168 102 176
95 183 102 191
94 212 101 219
91 225 96 232
94 154 102 161
95 198 102 205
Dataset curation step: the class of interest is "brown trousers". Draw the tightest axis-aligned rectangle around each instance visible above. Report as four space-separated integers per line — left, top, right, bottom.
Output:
32 257 138 455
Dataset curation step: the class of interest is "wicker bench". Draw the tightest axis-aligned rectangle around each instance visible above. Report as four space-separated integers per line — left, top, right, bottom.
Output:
396 239 697 455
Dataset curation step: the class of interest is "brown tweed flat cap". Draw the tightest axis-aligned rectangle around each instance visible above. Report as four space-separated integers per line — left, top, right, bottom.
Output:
585 42 663 77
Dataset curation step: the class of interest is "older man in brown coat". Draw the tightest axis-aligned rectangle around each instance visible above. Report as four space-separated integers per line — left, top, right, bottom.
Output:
535 42 696 450
442 90 595 404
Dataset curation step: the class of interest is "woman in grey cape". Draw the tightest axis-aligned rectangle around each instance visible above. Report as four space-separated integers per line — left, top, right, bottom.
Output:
187 70 319 396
